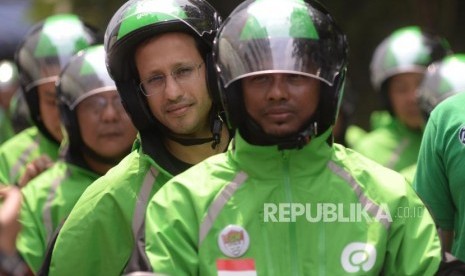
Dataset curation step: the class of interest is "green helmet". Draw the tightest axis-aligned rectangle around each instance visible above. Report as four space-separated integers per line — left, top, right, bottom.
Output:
15 14 99 142
370 26 451 92
214 0 348 148
57 45 120 162
104 0 229 158
105 0 222 135
418 54 465 116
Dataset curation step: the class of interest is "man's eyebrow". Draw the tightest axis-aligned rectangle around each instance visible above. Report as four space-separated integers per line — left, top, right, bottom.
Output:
147 60 196 76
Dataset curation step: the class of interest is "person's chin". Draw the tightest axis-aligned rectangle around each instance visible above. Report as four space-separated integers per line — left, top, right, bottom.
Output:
264 126 297 137
404 120 423 130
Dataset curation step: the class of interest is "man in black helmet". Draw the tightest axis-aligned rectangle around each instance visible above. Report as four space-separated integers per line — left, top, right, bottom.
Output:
141 0 442 274
49 0 230 275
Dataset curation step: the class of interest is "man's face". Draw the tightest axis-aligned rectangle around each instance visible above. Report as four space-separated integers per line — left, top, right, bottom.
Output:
37 82 63 142
76 91 137 159
388 72 423 129
135 32 212 138
242 73 320 137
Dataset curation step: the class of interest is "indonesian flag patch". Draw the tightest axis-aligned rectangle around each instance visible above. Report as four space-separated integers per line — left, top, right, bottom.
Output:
217 259 257 276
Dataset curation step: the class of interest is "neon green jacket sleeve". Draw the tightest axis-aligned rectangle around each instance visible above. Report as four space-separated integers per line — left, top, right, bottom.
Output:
353 118 422 172
0 126 59 184
49 149 171 276
0 109 15 144
16 161 99 273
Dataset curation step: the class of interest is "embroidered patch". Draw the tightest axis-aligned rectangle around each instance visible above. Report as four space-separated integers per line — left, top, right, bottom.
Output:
218 225 250 258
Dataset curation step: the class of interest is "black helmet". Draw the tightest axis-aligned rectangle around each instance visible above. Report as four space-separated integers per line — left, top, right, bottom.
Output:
370 26 451 112
104 0 223 146
57 45 118 161
214 0 348 149
15 14 99 143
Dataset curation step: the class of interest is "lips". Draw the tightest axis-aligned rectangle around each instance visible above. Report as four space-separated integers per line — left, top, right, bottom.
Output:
264 106 294 121
99 131 123 138
265 106 293 115
165 103 192 116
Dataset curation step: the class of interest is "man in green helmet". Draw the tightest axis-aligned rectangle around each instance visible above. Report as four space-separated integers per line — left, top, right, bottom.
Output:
353 26 451 173
48 0 231 275
0 14 99 185
141 0 441 275
16 45 137 274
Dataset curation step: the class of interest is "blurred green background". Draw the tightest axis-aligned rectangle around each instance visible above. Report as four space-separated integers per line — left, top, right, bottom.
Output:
1 0 464 130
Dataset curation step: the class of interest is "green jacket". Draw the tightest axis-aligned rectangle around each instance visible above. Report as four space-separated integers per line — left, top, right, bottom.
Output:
0 108 14 145
16 161 99 273
400 163 417 185
353 117 422 172
144 130 441 275
49 141 172 275
0 126 59 184
414 92 465 262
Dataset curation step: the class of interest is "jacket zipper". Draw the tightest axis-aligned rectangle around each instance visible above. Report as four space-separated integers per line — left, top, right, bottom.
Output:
282 151 299 276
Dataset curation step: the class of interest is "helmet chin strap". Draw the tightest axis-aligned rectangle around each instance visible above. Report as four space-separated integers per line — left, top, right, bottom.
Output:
164 115 223 149
277 121 318 150
242 115 318 150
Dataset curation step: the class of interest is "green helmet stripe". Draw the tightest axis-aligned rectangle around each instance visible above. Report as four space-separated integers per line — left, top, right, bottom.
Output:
438 56 465 94
80 48 104 75
117 0 187 40
384 27 431 68
35 14 89 58
240 0 319 40
438 79 453 95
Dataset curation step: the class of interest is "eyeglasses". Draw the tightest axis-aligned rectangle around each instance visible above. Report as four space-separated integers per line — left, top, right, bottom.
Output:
78 95 125 115
139 62 204 96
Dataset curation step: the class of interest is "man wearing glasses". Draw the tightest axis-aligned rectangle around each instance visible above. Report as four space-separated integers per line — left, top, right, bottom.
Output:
15 45 137 274
48 0 231 275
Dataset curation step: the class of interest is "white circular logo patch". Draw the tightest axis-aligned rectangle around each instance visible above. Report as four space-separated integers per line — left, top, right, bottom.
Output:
341 242 377 273
218 225 250 258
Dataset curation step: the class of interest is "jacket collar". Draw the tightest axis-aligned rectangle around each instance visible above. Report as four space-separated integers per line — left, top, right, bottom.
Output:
230 128 334 179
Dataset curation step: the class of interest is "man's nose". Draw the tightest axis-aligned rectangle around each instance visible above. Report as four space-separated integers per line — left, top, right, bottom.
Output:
266 76 289 101
164 75 184 101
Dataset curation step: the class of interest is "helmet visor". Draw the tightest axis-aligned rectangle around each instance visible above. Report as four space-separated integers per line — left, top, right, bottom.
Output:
216 0 347 88
59 46 117 110
105 0 219 52
17 14 96 92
